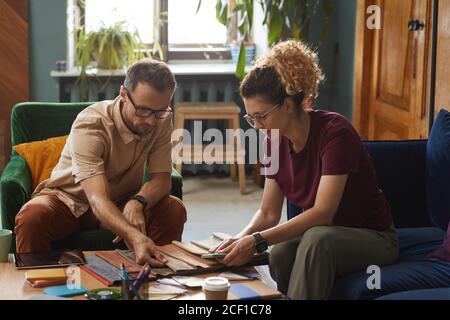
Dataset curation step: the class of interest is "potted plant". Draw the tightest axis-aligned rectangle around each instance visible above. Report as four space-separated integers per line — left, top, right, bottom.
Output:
220 0 255 75
197 0 254 78
74 21 153 101
198 0 332 79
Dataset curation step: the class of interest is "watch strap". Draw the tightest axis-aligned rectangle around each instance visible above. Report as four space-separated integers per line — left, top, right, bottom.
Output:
252 232 268 253
130 195 148 209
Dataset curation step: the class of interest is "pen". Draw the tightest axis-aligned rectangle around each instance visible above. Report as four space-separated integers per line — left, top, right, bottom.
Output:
130 264 151 300
132 263 150 288
120 263 131 300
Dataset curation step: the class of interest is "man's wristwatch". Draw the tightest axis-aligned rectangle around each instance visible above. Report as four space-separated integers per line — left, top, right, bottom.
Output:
130 195 148 209
252 232 268 254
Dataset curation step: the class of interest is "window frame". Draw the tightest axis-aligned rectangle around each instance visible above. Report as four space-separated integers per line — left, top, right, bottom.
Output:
76 0 233 62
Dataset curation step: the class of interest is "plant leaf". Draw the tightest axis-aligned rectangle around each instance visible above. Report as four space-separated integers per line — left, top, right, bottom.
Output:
268 6 282 45
246 0 253 33
196 0 202 14
235 41 246 79
239 12 248 37
233 3 244 13
215 0 228 26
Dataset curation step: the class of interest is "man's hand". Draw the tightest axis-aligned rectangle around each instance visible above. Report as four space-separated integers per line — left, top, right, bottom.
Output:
113 200 147 244
132 234 167 267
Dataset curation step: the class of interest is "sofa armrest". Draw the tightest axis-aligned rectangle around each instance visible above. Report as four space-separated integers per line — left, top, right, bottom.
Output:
0 152 32 232
170 168 183 200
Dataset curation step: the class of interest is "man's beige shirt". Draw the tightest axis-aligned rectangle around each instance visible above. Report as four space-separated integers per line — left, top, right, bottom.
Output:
33 97 173 218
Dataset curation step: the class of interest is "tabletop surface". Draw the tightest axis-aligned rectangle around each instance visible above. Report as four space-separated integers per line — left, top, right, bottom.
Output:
0 252 280 300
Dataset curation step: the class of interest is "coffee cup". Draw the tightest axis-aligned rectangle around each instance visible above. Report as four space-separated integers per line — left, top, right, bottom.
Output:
0 229 13 262
203 277 230 300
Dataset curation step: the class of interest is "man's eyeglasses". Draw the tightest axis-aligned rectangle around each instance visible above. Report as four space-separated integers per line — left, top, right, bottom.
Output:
125 88 172 119
243 103 281 128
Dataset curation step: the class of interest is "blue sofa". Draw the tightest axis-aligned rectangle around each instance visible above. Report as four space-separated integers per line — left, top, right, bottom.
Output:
287 139 450 300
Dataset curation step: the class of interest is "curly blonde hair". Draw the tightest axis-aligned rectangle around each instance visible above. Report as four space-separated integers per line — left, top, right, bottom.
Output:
256 40 324 99
240 40 324 108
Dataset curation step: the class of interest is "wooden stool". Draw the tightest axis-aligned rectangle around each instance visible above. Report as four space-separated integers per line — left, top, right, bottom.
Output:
173 102 246 194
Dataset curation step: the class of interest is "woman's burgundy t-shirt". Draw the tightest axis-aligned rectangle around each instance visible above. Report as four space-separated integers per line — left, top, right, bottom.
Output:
264 109 392 231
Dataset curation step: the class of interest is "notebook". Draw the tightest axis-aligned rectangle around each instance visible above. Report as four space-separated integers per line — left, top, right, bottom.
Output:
25 268 67 281
27 279 68 288
43 285 87 297
228 282 282 300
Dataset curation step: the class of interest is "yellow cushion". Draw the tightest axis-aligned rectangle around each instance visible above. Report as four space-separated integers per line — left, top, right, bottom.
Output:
14 135 68 189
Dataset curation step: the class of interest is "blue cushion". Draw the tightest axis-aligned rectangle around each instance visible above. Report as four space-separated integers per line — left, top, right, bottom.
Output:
376 288 450 300
331 228 450 300
363 140 431 228
287 201 303 220
427 109 450 230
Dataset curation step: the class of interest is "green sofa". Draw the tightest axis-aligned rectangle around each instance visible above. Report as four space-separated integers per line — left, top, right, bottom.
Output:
0 102 183 252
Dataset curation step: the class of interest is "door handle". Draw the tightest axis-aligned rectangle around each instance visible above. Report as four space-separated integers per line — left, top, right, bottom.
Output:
408 20 425 31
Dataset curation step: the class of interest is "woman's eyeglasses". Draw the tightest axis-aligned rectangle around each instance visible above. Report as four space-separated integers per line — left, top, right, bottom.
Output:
125 88 172 119
243 103 281 128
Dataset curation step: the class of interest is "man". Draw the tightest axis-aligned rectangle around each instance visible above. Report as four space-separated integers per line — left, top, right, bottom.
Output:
15 59 186 267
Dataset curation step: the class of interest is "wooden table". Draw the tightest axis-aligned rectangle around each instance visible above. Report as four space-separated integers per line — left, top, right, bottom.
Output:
0 253 281 300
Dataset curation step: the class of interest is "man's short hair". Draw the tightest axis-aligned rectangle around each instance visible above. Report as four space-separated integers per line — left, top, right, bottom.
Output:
124 59 177 92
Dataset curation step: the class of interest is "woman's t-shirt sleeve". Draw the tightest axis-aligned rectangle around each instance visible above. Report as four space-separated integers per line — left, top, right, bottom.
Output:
320 127 362 175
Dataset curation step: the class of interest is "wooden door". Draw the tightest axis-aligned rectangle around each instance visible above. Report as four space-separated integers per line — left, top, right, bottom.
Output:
353 0 432 140
435 0 450 115
0 0 29 172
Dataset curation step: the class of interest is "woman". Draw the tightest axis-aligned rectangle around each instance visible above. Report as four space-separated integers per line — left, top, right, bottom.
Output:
211 40 399 300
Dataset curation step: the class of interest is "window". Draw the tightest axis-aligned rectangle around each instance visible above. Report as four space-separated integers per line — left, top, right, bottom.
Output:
79 0 230 60
168 0 227 48
84 0 155 44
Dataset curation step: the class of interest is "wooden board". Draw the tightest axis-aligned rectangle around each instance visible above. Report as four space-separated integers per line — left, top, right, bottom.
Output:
0 0 29 170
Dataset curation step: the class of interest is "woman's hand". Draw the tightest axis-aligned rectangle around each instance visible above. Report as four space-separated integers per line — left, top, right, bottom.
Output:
220 235 257 267
210 237 239 253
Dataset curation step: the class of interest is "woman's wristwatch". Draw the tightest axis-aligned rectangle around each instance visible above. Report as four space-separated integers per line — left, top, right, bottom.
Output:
252 232 268 253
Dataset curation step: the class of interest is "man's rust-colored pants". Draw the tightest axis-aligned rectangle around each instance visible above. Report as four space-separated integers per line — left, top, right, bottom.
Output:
15 194 187 253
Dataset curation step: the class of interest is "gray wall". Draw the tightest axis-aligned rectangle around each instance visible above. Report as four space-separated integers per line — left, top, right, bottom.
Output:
311 0 356 121
29 0 67 101
335 0 356 121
